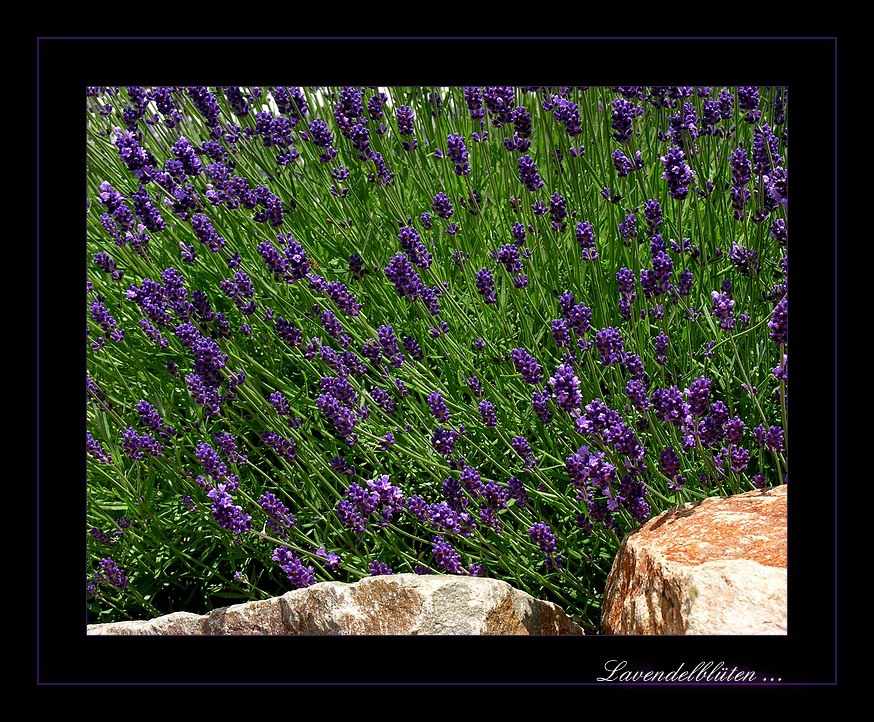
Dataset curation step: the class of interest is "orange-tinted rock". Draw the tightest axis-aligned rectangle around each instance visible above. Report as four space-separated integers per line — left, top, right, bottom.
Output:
601 484 787 635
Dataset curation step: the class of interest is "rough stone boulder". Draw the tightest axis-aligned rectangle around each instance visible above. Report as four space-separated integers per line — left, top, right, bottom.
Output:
87 574 584 635
601 484 787 635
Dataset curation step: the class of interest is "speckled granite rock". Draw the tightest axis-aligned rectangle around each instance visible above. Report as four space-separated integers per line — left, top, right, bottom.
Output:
87 574 584 635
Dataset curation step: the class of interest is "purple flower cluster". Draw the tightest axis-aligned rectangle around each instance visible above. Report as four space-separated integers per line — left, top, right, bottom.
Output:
575 221 598 261
315 547 341 571
517 155 544 192
531 388 553 425
385 252 423 300
611 97 643 143
369 561 394 576
316 390 359 445
261 430 297 462
548 362 582 412
528 522 563 570
427 391 451 423
711 291 736 331
594 327 624 366
325 280 362 317
446 133 470 176
548 192 568 231
478 400 498 427
113 128 153 179
574 398 622 437
207 483 252 534
431 192 454 220
272 546 315 589
432 535 463 573
768 296 788 345
550 95 582 137
371 386 397 415
396 105 417 150
467 376 484 398
214 432 247 464
431 426 460 455
398 225 433 269
495 243 523 276
660 145 694 201
135 400 175 438
130 186 166 232
259 491 297 539
686 376 711 417
86 433 112 464
377 325 405 368
306 118 337 163
120 426 163 461
615 268 637 321
612 148 644 177
475 267 497 304
511 347 543 385
668 103 700 149
93 251 124 281
219 270 256 315
93 558 129 591
564 446 622 527
643 199 663 236
89 300 124 344
511 435 537 471
97 181 135 238
483 86 515 126
336 476 405 533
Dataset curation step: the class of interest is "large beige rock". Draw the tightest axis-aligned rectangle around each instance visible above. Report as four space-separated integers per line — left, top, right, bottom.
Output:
87 574 583 635
86 611 207 635
601 484 787 635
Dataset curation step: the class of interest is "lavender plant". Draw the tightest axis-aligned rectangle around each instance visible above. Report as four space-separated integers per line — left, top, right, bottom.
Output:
86 86 788 631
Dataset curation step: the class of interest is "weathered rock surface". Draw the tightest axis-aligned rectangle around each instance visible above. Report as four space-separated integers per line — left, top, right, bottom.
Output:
601 484 787 635
87 574 584 635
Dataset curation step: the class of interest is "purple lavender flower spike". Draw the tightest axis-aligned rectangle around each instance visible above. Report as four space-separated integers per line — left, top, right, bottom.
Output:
511 347 543 385
475 267 497 304
548 362 582 412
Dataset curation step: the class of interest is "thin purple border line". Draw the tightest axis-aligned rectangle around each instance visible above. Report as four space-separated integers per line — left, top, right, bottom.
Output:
34 35 833 39
38 36 837 686
833 37 839 686
35 35 40 688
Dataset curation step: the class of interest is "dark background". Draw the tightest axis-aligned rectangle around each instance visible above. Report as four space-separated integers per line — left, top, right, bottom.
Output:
35 36 838 689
